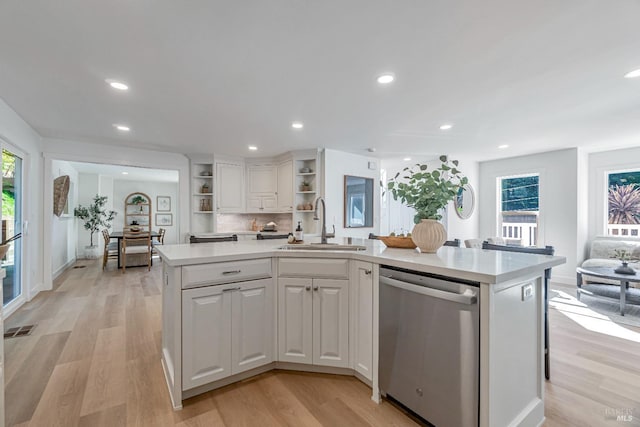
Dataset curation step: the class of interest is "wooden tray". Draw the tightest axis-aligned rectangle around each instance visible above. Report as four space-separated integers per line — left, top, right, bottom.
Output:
378 236 416 249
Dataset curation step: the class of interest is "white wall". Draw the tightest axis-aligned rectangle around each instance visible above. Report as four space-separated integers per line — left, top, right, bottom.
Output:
51 160 78 277
479 148 579 283
0 97 44 307
323 149 380 238
112 180 179 244
587 146 640 247
380 155 479 243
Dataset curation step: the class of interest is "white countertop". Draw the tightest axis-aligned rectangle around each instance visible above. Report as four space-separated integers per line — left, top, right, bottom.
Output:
156 237 565 284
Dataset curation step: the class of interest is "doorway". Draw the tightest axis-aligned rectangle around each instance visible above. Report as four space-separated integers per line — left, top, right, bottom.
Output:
2 148 23 306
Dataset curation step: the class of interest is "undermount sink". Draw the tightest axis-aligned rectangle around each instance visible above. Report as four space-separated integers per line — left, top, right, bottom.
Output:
278 243 367 251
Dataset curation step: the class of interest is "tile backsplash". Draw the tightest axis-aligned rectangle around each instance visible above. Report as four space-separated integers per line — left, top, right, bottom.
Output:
216 213 293 233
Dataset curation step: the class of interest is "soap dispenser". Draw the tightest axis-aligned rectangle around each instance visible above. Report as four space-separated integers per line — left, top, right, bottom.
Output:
294 221 303 242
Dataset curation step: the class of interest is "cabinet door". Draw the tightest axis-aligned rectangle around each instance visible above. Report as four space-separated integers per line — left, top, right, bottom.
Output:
246 196 263 213
216 162 245 212
278 277 313 364
313 278 349 368
182 285 232 390
231 278 274 375
277 160 293 211
352 262 373 380
247 165 277 195
261 195 277 211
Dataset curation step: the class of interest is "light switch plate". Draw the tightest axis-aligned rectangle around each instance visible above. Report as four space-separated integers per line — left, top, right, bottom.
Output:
521 283 534 301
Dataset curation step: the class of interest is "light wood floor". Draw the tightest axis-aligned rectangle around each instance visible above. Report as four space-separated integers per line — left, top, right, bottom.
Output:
4 260 640 426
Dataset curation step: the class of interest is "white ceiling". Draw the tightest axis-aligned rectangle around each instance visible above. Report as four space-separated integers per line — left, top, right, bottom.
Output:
66 161 179 183
1 0 639 161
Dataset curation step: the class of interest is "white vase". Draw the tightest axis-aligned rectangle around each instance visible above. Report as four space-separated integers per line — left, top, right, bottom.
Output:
84 245 101 259
411 219 446 253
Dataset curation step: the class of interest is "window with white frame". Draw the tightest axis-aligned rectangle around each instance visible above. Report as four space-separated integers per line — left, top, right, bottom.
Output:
606 170 640 237
498 174 539 246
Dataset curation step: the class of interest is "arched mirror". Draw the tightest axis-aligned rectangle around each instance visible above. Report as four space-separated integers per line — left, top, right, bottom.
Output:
454 184 475 219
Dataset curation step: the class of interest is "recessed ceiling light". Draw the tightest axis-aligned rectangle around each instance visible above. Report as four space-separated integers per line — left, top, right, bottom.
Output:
248 145 258 151
624 68 640 79
498 144 509 149
105 79 129 91
113 124 130 132
439 124 453 130
291 122 304 129
403 157 412 161
377 73 395 84
122 172 129 175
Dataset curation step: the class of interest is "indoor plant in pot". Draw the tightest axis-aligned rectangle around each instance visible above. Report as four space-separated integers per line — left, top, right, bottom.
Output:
386 155 468 253
74 195 117 259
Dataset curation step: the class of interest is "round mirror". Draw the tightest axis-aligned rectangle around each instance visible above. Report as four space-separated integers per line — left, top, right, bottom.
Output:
454 184 475 219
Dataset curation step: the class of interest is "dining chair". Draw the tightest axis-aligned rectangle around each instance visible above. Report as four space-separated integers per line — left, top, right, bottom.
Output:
464 238 484 248
481 241 555 380
102 229 119 270
122 229 152 273
189 234 238 243
443 238 461 247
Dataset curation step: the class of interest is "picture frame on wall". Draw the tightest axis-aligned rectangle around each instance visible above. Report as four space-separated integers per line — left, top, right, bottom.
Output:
156 213 173 226
157 196 171 212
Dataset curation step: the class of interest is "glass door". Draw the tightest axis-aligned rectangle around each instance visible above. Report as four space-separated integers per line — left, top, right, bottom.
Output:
2 149 22 306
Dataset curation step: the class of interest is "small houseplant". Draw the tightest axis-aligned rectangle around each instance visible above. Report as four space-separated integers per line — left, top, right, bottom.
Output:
386 155 468 252
300 181 311 191
74 195 117 259
611 249 639 275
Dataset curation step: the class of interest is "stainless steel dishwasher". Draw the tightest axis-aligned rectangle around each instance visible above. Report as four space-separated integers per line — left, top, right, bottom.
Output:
379 266 480 427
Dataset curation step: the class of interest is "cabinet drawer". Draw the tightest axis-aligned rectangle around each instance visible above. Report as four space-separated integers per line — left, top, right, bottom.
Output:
278 258 349 279
182 258 272 289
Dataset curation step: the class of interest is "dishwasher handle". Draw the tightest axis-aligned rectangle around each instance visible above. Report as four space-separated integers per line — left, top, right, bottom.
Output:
380 275 477 305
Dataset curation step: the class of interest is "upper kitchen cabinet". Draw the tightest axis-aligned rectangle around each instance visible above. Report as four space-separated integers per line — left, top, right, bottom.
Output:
216 160 245 213
246 159 294 213
246 164 277 213
276 160 293 212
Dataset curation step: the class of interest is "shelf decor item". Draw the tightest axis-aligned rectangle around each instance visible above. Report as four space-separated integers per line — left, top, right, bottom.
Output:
378 235 417 249
74 195 117 259
131 195 147 205
611 249 638 275
386 155 468 253
201 183 210 194
300 181 311 191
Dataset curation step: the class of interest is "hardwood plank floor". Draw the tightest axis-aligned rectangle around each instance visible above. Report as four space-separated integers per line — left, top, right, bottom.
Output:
4 260 640 426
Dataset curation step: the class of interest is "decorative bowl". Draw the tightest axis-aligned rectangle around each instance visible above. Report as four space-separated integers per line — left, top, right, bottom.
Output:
378 236 417 249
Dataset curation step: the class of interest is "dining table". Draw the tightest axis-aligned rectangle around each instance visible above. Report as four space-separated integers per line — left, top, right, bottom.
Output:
110 230 162 269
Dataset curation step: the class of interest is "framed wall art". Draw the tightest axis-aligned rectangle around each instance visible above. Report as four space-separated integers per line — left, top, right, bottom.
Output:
157 196 171 212
156 213 173 226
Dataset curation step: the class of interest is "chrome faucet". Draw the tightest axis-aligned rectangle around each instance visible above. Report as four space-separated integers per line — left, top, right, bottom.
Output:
313 197 335 244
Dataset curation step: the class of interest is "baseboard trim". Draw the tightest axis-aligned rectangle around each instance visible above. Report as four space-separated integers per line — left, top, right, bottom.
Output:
3 294 26 319
550 275 574 286
53 257 77 280
28 282 44 301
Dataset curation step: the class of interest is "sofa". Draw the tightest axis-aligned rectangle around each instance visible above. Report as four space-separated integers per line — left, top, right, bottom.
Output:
580 237 640 285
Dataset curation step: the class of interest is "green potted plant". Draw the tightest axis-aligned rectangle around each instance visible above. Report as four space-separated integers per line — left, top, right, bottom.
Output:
74 195 117 259
386 155 468 252
130 195 147 204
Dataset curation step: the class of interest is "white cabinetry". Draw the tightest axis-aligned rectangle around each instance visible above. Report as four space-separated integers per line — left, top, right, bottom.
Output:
182 278 273 390
216 161 245 213
277 160 293 212
182 285 232 388
351 261 374 381
247 165 277 213
278 259 349 368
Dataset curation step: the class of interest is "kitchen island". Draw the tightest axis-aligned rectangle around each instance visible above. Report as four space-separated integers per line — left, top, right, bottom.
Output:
157 238 564 427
